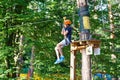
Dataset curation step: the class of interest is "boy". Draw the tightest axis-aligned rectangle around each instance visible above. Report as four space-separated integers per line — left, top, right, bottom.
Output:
54 19 72 64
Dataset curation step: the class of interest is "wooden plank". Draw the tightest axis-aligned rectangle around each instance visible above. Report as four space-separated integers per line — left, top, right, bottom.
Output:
71 45 86 51
71 40 101 51
71 41 80 46
87 40 101 45
71 40 100 46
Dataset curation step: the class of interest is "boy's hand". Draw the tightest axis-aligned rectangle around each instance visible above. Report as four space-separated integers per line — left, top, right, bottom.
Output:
63 30 68 36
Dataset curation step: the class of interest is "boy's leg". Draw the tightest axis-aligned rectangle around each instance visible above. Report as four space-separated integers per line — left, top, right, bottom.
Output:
57 44 65 62
54 39 66 64
54 44 64 64
58 38 70 62
57 44 64 57
54 44 62 64
55 46 60 60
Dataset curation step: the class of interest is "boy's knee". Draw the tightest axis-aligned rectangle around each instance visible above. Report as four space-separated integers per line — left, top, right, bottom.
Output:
55 45 61 50
55 43 63 50
55 46 58 50
57 43 63 47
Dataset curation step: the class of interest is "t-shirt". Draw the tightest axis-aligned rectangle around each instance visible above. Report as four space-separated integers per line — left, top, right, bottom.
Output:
64 26 72 42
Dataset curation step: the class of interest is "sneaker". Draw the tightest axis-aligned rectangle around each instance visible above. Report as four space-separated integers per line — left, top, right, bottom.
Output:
54 59 61 64
60 56 65 62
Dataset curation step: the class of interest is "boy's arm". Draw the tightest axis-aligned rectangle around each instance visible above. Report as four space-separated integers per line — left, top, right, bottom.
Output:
63 30 68 36
61 28 65 35
61 28 68 37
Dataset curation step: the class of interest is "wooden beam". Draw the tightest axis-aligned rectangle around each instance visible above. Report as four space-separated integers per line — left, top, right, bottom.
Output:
70 44 76 80
71 45 86 51
71 40 101 51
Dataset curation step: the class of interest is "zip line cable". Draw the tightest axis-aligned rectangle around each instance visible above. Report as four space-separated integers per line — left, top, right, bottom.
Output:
0 19 57 31
0 13 79 32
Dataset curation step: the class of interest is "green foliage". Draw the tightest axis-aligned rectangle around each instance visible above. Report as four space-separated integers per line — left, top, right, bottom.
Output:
0 0 120 79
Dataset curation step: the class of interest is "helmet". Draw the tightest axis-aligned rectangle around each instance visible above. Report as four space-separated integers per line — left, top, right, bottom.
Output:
64 19 71 25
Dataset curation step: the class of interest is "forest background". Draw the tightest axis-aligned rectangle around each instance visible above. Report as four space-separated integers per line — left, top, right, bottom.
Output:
0 0 120 79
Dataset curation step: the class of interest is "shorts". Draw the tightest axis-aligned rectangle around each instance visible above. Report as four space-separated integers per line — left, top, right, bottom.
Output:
59 38 70 47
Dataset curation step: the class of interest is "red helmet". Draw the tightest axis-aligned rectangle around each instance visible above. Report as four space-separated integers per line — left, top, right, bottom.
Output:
64 19 71 25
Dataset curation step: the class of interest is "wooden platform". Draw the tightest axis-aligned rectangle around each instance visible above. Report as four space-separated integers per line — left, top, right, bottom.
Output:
71 40 101 51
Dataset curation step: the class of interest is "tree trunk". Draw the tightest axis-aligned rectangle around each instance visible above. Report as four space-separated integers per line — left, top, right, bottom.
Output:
81 49 91 80
108 0 118 78
16 35 24 77
27 46 35 80
77 0 91 80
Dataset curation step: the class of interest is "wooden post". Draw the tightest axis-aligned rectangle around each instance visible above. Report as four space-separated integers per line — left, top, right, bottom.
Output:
81 49 91 80
70 48 76 80
70 40 100 80
77 0 91 80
